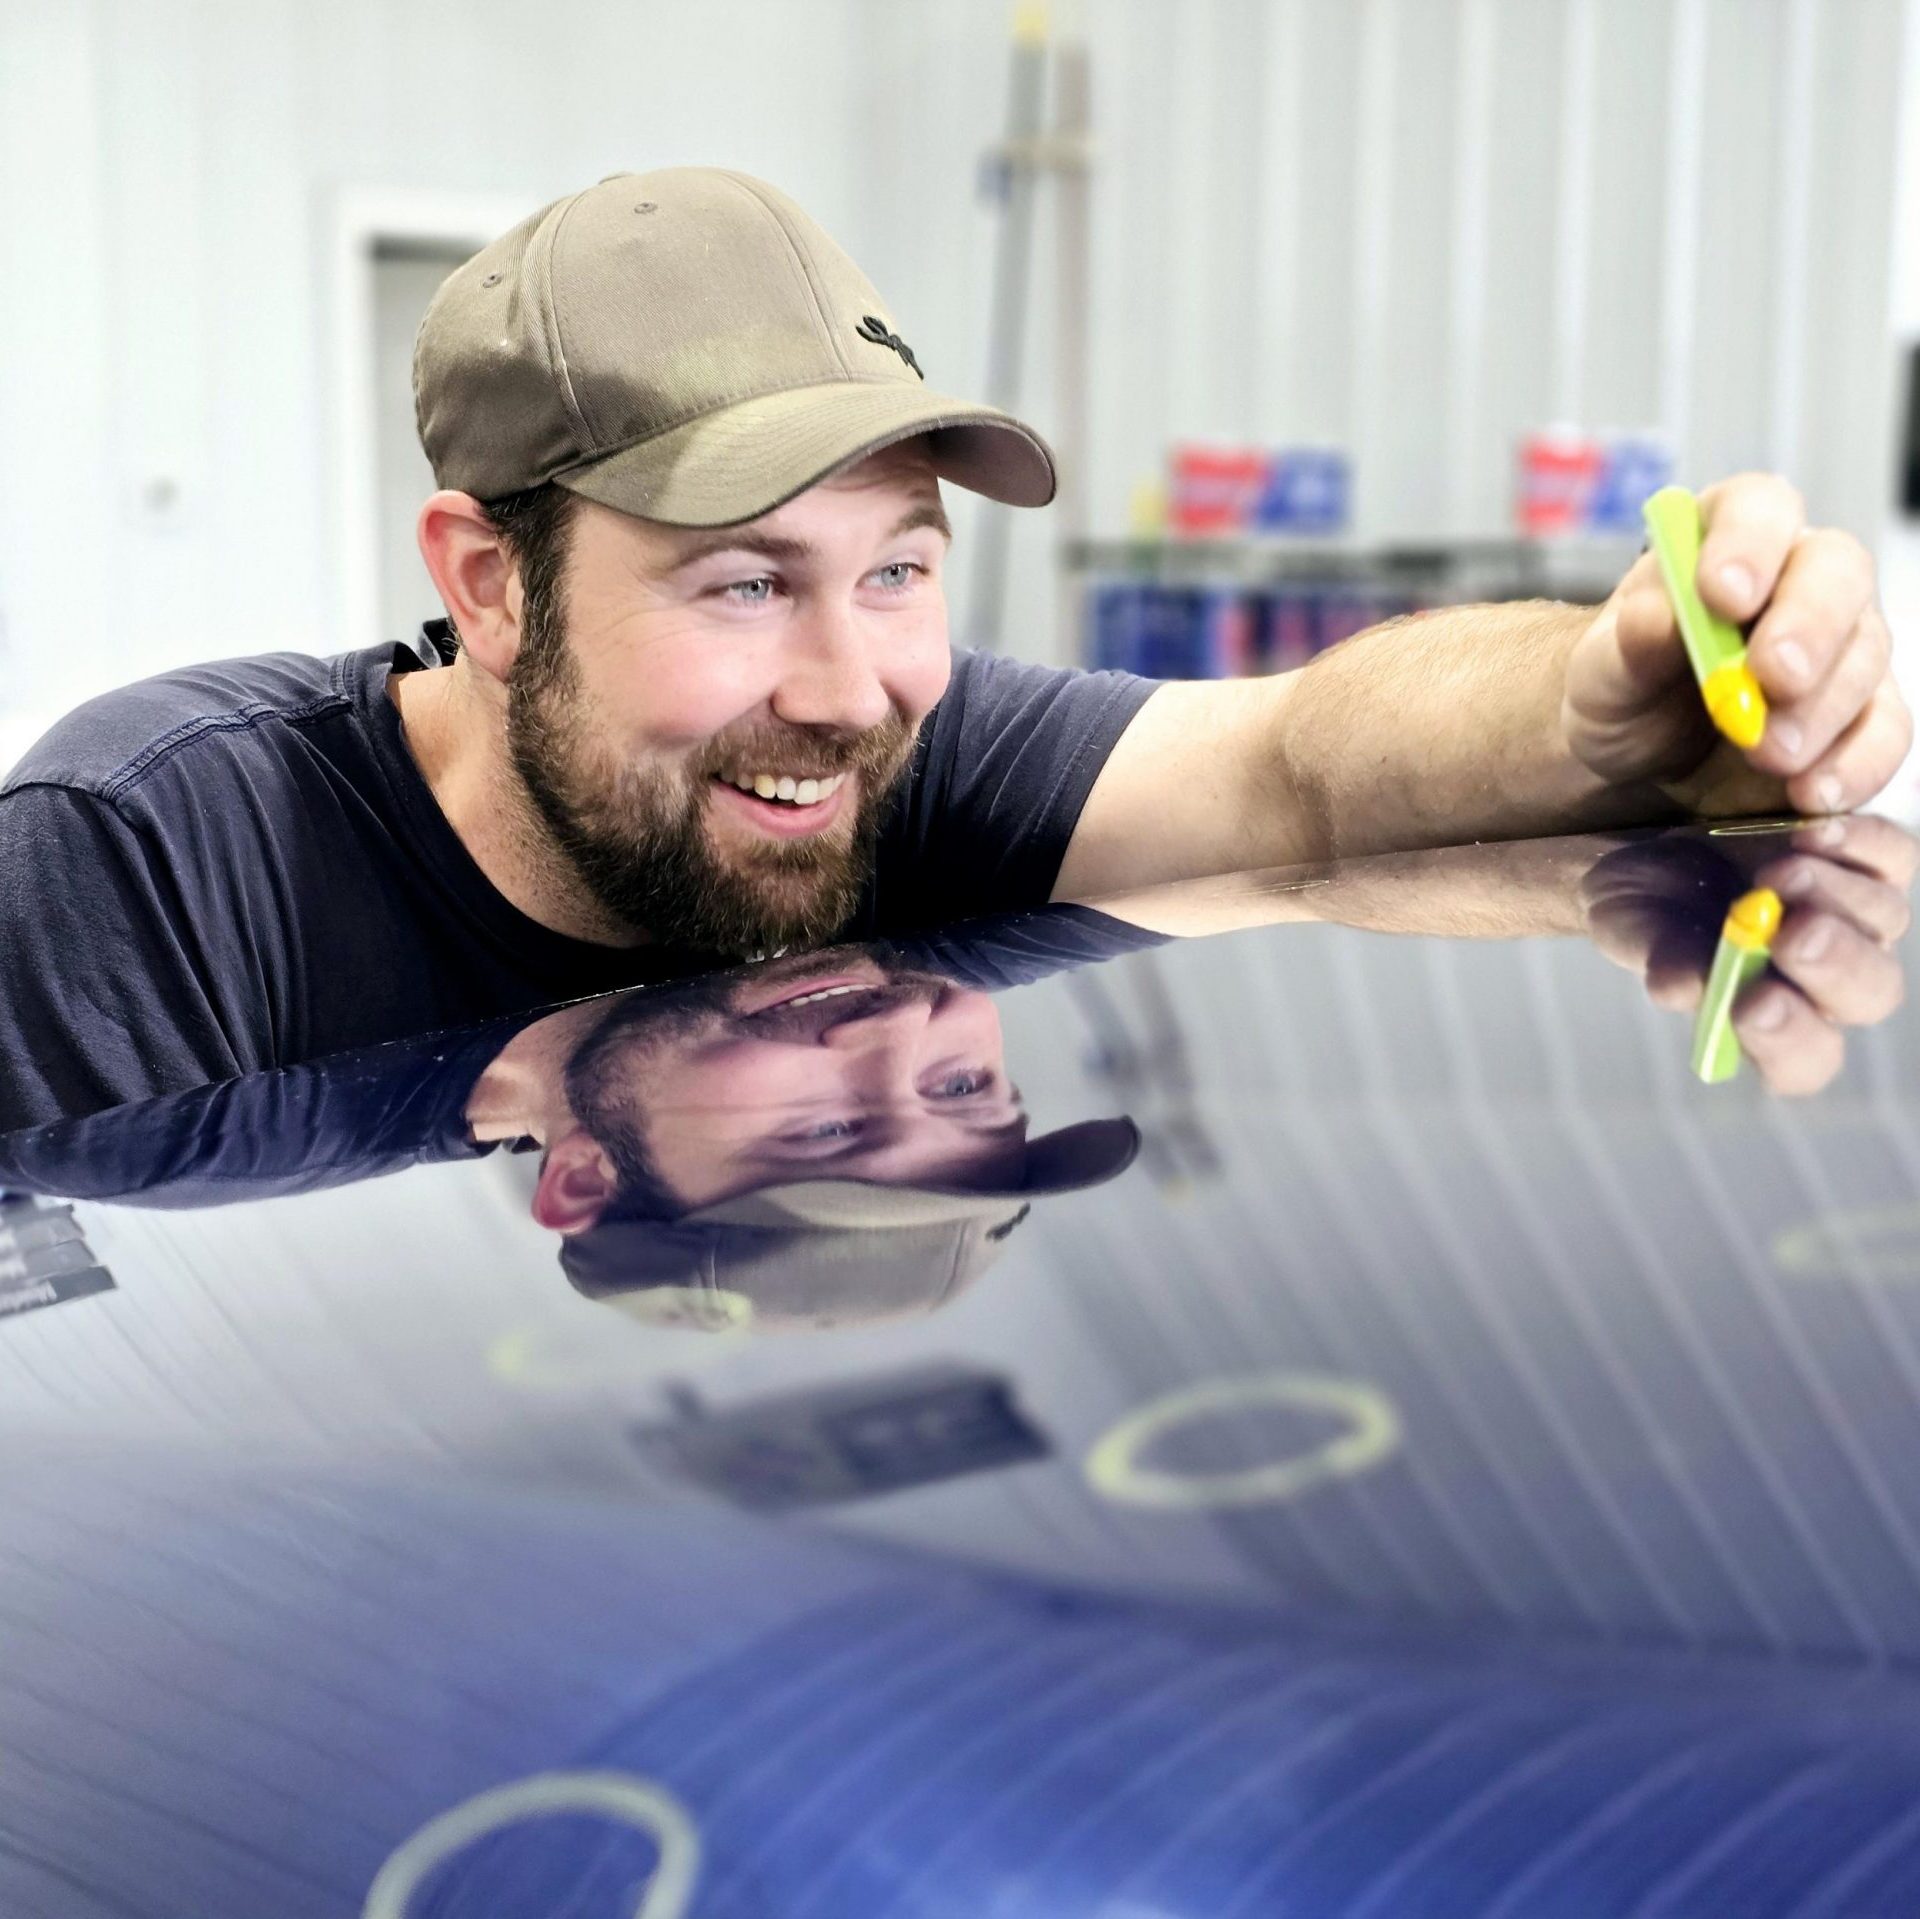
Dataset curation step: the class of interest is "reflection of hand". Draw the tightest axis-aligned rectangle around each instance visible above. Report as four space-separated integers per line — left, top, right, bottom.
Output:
1582 816 1916 1094
1097 832 1627 941
1564 474 1912 817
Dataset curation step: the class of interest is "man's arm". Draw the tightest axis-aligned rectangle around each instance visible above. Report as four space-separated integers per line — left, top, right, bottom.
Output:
1057 601 1653 900
1056 473 1912 901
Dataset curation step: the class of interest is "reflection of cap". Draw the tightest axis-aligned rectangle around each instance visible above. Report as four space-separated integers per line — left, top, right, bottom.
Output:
414 167 1056 525
561 1117 1139 1331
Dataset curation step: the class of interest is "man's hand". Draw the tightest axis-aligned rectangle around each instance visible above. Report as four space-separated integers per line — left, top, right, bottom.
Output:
1583 815 1916 1096
1058 471 1912 901
1564 473 1912 818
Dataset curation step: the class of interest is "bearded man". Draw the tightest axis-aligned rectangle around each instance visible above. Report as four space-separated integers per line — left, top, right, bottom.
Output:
0 168 1908 1130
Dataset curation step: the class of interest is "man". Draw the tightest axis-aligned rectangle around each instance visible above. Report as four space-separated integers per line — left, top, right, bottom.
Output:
0 930 1149 1332
2 820 1909 1330
0 166 1908 1130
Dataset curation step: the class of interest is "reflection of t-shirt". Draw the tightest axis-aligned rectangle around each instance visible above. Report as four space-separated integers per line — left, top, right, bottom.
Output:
0 624 1155 1129
0 906 1166 1209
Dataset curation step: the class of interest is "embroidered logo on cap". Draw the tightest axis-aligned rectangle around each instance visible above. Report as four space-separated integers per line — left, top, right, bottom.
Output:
856 315 924 380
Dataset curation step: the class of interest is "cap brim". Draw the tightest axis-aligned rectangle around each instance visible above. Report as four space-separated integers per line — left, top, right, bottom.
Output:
554 379 1057 526
691 1116 1141 1231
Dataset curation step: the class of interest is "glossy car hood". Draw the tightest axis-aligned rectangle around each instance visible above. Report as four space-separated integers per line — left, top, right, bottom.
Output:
5 820 1920 1917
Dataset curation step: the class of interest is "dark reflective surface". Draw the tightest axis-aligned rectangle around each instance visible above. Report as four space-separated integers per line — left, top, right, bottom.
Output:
6 821 1920 1916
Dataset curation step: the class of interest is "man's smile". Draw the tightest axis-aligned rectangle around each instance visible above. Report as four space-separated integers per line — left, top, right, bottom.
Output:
708 771 854 839
717 769 849 806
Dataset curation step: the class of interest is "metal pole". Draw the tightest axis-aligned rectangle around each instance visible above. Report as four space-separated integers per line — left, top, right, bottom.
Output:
1767 0 1819 479
1659 0 1709 470
967 2 1049 653
1051 36 1092 666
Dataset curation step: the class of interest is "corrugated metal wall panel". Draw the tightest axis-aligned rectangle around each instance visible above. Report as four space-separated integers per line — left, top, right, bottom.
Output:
0 0 1906 709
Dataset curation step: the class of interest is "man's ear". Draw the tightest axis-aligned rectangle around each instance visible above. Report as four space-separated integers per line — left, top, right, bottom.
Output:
416 489 523 686
531 1128 620 1236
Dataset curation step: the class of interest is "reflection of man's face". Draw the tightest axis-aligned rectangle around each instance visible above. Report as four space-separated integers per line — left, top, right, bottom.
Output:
552 950 1027 1224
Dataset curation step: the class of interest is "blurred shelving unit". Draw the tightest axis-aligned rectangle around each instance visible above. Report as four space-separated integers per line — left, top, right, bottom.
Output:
1063 531 1641 679
1065 532 1632 600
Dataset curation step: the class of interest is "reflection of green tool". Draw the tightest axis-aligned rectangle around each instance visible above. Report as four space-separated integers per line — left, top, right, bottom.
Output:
1691 886 1783 1082
1643 485 1769 750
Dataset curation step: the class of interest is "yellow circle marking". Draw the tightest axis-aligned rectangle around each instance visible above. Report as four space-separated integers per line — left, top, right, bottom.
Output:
1085 1373 1402 1510
363 1771 700 1919
1775 1203 1920 1283
487 1294 754 1390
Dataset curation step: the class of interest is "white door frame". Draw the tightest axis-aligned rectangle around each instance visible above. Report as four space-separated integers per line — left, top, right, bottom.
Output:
326 186 542 655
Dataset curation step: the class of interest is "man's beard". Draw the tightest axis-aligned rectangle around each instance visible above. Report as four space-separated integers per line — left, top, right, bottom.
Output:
504 589 916 958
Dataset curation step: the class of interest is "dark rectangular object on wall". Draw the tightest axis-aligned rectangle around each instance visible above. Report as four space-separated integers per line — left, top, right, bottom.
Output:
1904 343 1920 515
632 1366 1050 1511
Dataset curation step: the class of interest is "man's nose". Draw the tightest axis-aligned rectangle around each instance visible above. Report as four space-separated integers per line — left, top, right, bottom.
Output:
820 994 933 1045
818 996 935 1087
769 604 894 733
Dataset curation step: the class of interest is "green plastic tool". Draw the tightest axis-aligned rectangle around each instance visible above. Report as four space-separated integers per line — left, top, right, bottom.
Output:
1691 886 1783 1083
1642 485 1769 751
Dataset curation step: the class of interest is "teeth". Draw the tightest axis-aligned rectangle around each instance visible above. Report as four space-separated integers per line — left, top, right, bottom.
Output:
722 771 847 806
785 985 870 1007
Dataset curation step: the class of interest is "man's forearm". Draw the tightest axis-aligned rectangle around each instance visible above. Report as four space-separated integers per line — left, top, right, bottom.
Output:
1271 599 1683 860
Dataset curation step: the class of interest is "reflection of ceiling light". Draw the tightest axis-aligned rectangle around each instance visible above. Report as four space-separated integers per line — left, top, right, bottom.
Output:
364 1772 700 1919
1775 1202 1920 1283
1084 1371 1401 1510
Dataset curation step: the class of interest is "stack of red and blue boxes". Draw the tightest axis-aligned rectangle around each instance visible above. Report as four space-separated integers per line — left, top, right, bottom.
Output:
1516 431 1673 536
1085 447 1420 680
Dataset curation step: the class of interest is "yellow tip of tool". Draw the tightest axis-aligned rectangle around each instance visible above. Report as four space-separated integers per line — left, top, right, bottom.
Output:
1702 661 1769 750
1725 886 1784 952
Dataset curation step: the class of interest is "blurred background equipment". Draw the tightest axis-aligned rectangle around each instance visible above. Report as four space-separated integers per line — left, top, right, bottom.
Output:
2 0 1917 801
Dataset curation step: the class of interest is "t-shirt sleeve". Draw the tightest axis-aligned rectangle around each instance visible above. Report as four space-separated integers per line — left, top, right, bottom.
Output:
0 783 243 1131
879 649 1158 928
893 904 1171 991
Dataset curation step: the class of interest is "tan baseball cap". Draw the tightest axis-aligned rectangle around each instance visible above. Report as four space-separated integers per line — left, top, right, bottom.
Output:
560 1115 1139 1331
413 166 1057 526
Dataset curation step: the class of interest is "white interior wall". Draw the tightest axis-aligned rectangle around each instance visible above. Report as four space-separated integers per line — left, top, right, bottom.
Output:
848 0 1908 657
1 0 1912 771
0 0 869 761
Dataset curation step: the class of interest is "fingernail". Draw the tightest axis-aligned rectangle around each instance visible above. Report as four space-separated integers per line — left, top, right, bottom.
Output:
1816 775 1844 813
1813 818 1846 848
1770 638 1810 687
1793 918 1834 963
1776 862 1815 898
1744 990 1789 1031
1719 562 1757 606
1770 718 1804 759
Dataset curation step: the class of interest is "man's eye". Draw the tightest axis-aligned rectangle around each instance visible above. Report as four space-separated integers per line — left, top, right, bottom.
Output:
930 1071 990 1099
721 576 779 605
870 561 923 592
790 1118 860 1142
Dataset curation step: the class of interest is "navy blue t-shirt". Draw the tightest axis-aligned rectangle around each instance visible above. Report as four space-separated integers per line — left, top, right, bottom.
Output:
0 904 1167 1210
0 625 1153 1129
